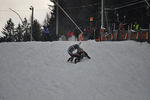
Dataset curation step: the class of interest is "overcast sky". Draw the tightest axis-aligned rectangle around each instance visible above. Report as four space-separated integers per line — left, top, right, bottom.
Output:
0 0 53 36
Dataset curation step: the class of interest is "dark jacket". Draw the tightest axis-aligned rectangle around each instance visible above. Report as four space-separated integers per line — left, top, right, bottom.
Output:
68 44 81 55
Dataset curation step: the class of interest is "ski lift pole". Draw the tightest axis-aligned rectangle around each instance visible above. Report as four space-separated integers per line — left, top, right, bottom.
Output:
50 0 83 34
56 0 59 35
101 0 104 28
29 6 34 41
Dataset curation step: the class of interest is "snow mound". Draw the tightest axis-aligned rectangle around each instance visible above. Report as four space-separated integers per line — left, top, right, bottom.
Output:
0 41 150 100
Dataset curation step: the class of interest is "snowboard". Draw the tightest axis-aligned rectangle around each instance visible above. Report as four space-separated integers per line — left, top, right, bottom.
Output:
67 56 91 64
67 57 81 64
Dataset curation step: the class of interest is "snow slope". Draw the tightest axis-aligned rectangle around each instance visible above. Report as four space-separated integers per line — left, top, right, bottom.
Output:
0 41 150 100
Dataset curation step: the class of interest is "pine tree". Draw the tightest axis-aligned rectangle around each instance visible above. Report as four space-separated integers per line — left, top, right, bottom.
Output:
32 19 42 41
48 7 58 41
2 18 15 42
15 24 23 42
43 1 58 41
44 13 51 26
22 18 31 41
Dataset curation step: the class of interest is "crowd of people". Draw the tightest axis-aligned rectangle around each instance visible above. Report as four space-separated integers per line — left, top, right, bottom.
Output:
66 21 141 41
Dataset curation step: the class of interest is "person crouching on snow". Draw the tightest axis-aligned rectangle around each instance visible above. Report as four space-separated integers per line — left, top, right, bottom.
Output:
67 42 91 62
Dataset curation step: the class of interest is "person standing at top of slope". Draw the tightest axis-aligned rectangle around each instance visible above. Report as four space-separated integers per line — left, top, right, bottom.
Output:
67 42 91 63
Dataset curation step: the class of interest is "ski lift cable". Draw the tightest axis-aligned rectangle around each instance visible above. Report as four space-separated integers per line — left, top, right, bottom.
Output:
125 5 147 11
66 3 98 9
50 0 83 34
113 0 142 7
144 0 150 7
66 0 144 10
115 1 145 10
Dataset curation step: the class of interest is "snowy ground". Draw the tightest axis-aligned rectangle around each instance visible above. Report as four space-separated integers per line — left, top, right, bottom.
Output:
0 40 150 100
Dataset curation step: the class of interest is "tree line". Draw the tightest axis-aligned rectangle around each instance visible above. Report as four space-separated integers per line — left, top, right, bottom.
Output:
0 1 58 42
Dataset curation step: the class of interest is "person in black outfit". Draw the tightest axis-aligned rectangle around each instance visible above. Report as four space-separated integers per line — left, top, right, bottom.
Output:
67 42 91 63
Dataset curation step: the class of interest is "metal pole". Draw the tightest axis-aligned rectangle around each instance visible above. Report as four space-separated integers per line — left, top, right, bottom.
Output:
101 0 104 28
30 6 34 41
56 0 59 35
50 0 83 34
31 7 34 41
100 0 104 41
113 23 116 31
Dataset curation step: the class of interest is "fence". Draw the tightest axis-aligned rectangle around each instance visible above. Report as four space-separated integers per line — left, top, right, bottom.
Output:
98 29 150 43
